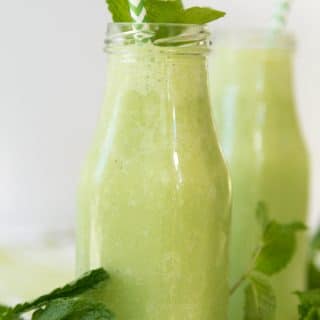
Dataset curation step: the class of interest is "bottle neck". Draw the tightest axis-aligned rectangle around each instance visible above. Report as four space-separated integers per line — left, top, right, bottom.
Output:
92 44 222 184
213 47 297 120
98 44 216 154
211 46 305 153
104 44 211 114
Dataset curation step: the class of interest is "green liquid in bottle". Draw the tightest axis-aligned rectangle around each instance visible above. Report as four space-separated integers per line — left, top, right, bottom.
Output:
77 25 231 320
211 43 309 320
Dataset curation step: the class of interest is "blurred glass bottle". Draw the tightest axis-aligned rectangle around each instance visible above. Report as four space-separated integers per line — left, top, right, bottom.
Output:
210 30 310 320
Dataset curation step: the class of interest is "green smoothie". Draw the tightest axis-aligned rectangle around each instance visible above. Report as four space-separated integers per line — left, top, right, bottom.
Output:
210 38 309 320
77 25 231 320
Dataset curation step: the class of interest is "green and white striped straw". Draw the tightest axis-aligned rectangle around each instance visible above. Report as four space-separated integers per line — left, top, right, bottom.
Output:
129 0 146 23
270 0 293 35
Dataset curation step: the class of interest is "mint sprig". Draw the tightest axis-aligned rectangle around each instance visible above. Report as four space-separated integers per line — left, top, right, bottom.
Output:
230 203 306 320
0 306 9 315
0 269 113 320
106 0 225 24
13 268 109 314
0 307 15 320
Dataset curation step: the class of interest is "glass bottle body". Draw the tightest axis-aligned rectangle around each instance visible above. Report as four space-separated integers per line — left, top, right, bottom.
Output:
77 24 231 320
211 32 309 320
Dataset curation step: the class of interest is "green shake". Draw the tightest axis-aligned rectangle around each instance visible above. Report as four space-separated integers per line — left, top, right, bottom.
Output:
210 32 309 320
77 24 231 320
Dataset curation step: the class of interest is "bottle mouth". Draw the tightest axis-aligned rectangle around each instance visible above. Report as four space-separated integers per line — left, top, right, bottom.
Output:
210 28 295 50
105 23 211 53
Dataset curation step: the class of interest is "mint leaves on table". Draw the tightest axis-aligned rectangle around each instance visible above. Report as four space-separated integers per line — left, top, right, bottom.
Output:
106 0 225 24
0 306 9 314
12 268 108 314
0 307 11 318
230 202 306 320
0 268 113 320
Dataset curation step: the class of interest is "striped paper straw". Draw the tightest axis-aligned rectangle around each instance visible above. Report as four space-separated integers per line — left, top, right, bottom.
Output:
270 0 293 35
129 0 147 23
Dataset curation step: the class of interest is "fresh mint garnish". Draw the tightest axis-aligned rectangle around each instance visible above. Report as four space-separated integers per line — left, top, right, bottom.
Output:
31 298 113 320
0 268 112 320
0 306 9 315
0 307 18 320
13 268 109 314
106 0 132 22
244 273 276 320
180 7 225 24
254 221 306 275
230 203 306 320
106 0 225 24
144 0 184 23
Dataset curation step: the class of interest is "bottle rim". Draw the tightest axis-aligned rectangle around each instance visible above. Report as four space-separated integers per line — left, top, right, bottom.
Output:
105 23 211 54
107 22 205 28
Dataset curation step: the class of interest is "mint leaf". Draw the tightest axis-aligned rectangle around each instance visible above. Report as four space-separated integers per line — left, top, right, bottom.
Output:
31 299 114 320
106 0 132 22
244 273 276 320
180 7 225 24
145 1 225 24
106 0 225 24
105 0 183 23
296 290 320 320
254 221 306 275
0 306 9 315
0 306 20 320
144 0 184 23
66 301 114 320
0 310 21 320
0 269 112 320
13 269 109 314
31 299 78 320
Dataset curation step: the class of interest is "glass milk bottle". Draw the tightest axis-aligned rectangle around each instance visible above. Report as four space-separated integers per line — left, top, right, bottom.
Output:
210 31 309 320
77 23 231 320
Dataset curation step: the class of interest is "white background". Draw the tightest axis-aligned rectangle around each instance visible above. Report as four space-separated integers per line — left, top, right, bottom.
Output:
0 0 319 238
